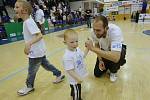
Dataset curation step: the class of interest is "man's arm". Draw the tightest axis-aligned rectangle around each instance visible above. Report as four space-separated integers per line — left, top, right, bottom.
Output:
95 42 102 61
85 40 121 63
95 42 105 71
91 47 121 63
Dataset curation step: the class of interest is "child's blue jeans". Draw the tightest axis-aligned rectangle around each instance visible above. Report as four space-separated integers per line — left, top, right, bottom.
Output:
26 56 61 88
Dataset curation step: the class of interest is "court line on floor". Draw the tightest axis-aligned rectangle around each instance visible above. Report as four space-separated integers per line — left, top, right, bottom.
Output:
0 47 65 84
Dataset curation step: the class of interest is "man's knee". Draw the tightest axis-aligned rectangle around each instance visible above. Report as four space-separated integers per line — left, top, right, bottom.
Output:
94 70 104 77
94 72 102 77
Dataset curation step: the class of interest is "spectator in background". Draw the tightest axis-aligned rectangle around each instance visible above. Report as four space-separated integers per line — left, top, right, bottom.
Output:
78 6 82 17
35 4 45 35
0 0 9 19
135 11 140 23
85 9 92 28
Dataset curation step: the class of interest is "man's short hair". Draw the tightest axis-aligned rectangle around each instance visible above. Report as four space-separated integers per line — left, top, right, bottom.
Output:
94 15 108 28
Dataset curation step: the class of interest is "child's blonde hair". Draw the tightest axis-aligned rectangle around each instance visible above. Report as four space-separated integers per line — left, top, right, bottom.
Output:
17 0 32 15
64 29 78 41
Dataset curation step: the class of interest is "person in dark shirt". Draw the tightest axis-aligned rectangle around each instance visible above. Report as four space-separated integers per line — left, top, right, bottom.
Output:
85 9 92 28
0 0 9 18
135 11 140 23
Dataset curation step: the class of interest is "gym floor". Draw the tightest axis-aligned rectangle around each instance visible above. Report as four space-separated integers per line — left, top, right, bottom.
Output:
0 20 150 100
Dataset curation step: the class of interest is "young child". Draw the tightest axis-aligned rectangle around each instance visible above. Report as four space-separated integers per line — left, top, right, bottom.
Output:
63 29 89 100
14 0 65 96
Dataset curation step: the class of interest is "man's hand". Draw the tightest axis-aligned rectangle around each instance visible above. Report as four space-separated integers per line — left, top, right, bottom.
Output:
24 42 31 55
99 60 106 71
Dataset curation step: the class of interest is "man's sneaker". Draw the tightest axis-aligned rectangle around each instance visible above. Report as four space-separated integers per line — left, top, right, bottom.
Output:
53 74 65 84
110 73 117 82
17 87 34 96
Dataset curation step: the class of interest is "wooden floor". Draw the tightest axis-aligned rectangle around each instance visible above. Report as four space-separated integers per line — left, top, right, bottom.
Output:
0 20 150 100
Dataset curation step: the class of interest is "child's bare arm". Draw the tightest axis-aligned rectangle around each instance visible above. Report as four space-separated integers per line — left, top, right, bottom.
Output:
67 69 83 83
29 32 43 45
24 32 43 55
84 37 93 58
83 48 89 58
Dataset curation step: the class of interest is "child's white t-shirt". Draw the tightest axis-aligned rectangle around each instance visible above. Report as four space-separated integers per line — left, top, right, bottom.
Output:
63 47 88 85
23 17 46 58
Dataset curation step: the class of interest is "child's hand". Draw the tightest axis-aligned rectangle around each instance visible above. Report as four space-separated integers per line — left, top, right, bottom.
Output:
78 79 83 84
24 43 31 55
99 60 106 71
77 77 83 84
87 37 92 41
85 39 93 50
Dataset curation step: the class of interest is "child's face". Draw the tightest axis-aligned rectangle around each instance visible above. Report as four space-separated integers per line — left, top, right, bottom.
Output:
65 34 78 51
14 2 24 19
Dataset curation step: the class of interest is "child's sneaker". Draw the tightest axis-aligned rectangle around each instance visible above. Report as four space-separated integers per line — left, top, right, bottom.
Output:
17 87 34 96
53 74 65 84
110 73 117 82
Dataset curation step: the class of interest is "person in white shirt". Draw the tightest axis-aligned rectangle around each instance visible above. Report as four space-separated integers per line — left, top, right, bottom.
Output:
38 0 44 5
63 29 89 100
35 4 45 34
78 6 82 17
14 0 65 96
63 5 67 13
94 7 98 17
51 13 56 27
85 15 126 82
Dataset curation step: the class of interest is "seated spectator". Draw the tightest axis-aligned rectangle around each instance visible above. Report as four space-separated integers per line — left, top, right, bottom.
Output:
0 0 9 19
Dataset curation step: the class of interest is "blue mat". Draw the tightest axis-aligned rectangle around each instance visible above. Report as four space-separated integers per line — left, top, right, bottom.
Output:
0 39 10 45
143 30 150 35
